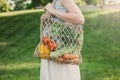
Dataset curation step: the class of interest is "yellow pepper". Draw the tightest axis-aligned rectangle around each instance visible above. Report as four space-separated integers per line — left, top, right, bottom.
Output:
38 44 50 55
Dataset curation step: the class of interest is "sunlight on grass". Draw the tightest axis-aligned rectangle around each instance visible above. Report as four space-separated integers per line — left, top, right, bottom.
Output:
99 9 120 16
101 75 120 80
86 9 120 18
0 9 44 17
0 62 39 71
0 42 9 47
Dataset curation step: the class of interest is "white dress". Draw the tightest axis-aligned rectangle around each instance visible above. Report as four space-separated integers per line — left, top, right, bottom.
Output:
40 59 81 80
40 0 81 80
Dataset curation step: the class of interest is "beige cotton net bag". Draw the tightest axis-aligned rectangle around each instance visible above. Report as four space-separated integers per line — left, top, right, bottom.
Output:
34 13 84 65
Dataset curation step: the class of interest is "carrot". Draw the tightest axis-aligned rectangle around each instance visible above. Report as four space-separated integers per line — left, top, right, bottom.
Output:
63 53 70 60
70 54 79 59
63 54 79 60
72 59 80 64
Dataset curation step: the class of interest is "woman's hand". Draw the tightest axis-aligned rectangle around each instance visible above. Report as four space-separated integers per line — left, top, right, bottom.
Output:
41 13 51 18
45 3 55 14
41 13 51 20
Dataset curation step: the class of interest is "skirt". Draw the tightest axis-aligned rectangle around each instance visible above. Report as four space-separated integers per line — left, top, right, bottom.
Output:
40 59 81 80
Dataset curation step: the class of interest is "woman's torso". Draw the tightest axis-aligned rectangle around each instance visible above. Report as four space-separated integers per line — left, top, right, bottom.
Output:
52 0 67 22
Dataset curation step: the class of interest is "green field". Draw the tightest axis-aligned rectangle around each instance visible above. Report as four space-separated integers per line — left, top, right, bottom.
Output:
0 9 120 80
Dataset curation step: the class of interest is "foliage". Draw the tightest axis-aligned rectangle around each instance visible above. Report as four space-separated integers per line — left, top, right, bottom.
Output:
91 0 102 6
84 0 91 4
0 0 11 12
41 0 52 6
14 0 32 10
84 0 103 5
74 0 86 6
31 0 41 8
31 0 52 8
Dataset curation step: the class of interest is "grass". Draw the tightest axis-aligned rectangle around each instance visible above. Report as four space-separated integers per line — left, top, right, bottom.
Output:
81 9 120 80
0 9 120 80
0 10 43 80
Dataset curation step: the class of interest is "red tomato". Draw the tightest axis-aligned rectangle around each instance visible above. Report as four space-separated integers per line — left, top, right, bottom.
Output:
47 41 57 51
42 36 51 45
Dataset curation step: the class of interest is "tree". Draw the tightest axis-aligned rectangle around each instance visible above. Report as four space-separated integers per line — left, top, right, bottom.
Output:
31 0 52 8
31 0 41 8
13 0 32 10
0 0 11 12
74 0 86 6
91 0 101 6
41 0 52 6
84 0 103 6
84 0 91 5
14 0 24 10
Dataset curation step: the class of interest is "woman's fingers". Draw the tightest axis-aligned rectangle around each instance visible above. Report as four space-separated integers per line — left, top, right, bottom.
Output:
45 3 55 14
43 13 51 17
41 13 51 20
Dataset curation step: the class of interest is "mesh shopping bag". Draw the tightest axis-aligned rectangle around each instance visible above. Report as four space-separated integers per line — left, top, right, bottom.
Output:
34 13 84 65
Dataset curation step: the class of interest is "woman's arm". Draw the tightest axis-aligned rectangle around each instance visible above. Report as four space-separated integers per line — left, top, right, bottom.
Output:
45 0 85 25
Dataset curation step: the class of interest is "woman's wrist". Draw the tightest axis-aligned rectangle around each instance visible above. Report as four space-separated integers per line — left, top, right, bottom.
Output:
50 9 57 15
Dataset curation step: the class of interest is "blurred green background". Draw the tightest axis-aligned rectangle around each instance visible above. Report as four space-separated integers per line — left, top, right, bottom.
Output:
0 0 120 80
1 0 119 12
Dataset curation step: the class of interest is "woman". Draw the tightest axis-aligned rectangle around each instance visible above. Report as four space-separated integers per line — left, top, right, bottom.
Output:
40 0 84 80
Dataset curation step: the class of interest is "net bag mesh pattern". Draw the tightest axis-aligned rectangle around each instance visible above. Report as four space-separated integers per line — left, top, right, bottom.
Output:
34 14 84 65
